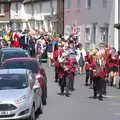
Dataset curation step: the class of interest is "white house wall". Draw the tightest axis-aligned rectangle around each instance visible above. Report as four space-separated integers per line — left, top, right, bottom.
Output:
10 2 26 20
24 4 32 20
41 0 57 15
24 0 57 20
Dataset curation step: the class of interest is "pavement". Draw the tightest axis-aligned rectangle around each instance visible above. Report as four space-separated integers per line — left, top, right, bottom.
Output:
37 63 120 120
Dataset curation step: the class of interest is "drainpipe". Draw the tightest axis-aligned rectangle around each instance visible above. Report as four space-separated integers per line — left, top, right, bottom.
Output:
114 0 118 50
50 0 54 33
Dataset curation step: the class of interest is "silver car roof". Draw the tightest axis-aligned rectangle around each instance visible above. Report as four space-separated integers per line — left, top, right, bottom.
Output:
1 48 24 51
0 69 30 75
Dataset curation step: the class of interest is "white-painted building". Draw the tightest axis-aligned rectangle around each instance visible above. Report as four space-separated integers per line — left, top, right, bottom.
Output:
10 1 27 30
10 0 57 32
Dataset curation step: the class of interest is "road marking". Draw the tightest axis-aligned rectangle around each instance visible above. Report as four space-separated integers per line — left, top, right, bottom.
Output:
114 112 120 116
104 95 120 98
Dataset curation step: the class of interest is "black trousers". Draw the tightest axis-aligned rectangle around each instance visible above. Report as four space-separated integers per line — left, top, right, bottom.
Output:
85 70 90 85
69 72 75 90
55 67 59 82
59 78 66 94
93 77 103 98
89 70 93 85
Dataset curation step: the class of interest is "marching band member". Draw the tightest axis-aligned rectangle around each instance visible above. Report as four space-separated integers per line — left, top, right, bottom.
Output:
92 65 107 100
85 51 92 86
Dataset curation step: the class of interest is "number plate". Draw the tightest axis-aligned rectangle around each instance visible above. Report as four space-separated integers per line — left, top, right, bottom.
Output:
0 111 9 115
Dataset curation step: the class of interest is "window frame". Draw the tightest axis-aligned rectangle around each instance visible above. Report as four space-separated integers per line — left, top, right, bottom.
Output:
0 4 5 16
86 0 91 9
77 0 81 9
65 0 71 10
102 0 107 8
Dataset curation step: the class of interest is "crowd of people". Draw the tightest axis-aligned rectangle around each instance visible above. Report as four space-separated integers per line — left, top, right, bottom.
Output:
47 35 120 100
0 28 120 100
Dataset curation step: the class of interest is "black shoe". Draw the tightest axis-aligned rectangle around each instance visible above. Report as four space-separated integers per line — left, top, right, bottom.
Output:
85 83 88 86
93 96 97 99
99 97 103 101
103 91 107 95
65 93 70 97
70 88 75 91
65 94 70 97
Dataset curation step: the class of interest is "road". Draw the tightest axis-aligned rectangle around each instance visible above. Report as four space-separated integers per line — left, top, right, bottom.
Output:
37 63 120 120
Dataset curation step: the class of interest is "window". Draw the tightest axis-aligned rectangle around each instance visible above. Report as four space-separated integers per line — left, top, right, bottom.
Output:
77 0 81 8
0 4 5 16
85 28 90 41
15 3 18 14
65 0 71 9
102 0 107 8
86 0 91 9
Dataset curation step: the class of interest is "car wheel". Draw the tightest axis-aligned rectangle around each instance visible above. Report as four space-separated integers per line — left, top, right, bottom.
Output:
42 88 47 105
30 106 36 120
38 99 43 114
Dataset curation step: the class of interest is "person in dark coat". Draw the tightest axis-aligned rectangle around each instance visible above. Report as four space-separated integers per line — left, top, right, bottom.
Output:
21 31 29 50
28 35 35 57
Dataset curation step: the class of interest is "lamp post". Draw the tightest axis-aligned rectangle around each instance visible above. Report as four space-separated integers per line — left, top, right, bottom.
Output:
114 23 120 50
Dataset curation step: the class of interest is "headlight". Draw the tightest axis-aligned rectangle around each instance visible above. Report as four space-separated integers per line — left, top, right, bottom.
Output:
15 95 27 105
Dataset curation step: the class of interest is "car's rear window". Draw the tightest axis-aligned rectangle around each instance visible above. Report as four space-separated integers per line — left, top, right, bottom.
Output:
3 60 39 73
2 52 29 61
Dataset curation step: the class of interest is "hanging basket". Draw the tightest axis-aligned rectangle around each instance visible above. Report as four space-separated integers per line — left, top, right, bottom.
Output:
114 23 120 29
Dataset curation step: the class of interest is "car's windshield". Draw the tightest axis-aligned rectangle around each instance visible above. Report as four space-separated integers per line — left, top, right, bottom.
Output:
0 74 28 90
2 52 29 61
3 61 39 73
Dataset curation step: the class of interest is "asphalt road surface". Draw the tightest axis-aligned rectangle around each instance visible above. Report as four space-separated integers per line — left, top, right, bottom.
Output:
37 64 120 120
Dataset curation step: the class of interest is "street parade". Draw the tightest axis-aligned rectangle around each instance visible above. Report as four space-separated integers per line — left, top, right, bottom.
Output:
0 0 120 119
0 29 120 101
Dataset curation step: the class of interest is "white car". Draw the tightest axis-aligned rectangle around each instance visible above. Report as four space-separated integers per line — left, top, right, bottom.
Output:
0 69 43 120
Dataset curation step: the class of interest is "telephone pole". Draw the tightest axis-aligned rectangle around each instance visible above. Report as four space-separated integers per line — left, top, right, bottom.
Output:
57 0 64 35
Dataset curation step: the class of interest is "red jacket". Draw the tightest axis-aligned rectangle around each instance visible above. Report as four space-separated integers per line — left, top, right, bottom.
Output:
93 68 108 79
91 60 97 70
13 40 20 48
108 55 118 68
53 49 63 68
85 63 91 70
58 65 65 79
65 57 77 73
85 55 91 63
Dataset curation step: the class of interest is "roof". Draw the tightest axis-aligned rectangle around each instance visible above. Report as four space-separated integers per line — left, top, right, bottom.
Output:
23 0 38 3
0 69 28 74
2 48 23 50
23 0 48 4
3 57 38 62
0 0 23 3
1 48 29 54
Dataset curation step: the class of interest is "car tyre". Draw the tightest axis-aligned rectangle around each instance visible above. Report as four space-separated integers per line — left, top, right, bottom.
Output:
29 106 36 120
38 99 43 115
